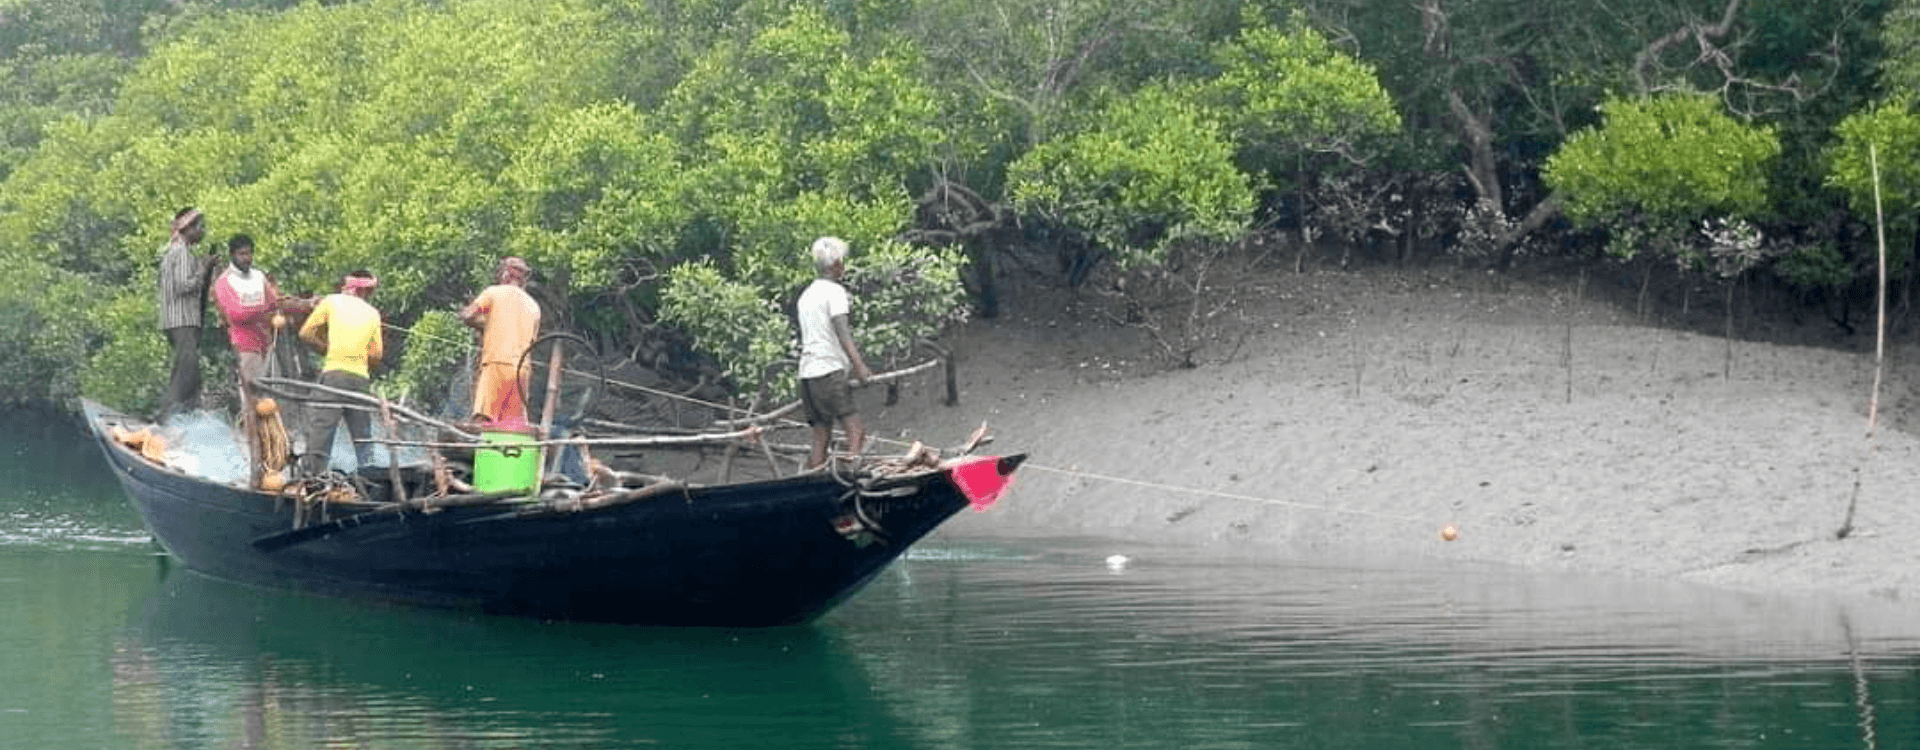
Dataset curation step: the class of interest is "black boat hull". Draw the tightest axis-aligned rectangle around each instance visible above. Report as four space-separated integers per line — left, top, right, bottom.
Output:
87 403 997 626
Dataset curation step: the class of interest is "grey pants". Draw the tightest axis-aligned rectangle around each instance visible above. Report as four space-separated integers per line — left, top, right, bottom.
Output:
156 326 201 422
299 370 373 475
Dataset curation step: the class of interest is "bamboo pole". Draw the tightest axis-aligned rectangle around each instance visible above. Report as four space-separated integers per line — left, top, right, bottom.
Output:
360 426 766 451
708 360 942 429
241 379 262 489
379 397 407 505
1839 143 1889 540
254 376 478 440
539 343 564 477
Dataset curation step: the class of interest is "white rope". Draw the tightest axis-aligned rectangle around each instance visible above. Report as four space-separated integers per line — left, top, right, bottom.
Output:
1019 461 1435 525
395 326 1440 529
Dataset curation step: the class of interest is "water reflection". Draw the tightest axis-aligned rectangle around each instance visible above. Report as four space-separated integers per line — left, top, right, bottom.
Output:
0 407 145 549
116 569 903 748
14 401 1920 750
34 537 1920 750
830 542 1920 750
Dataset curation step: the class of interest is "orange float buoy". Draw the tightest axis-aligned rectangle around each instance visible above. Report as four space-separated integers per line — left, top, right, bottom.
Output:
259 471 286 492
140 432 169 463
1440 525 1459 542
255 397 278 417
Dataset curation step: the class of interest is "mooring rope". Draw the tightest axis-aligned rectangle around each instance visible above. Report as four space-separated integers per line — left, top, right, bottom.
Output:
381 322 1451 529
1012 461 1438 525
386 321 804 420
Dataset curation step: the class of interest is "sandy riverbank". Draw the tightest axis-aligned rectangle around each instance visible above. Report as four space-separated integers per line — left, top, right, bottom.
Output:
866 266 1920 606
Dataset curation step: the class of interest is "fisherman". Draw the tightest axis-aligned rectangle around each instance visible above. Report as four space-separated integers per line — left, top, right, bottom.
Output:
296 270 384 475
154 207 220 423
459 256 542 428
795 236 874 470
209 233 283 389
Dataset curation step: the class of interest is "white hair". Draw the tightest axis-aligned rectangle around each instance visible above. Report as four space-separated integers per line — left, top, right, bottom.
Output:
811 236 848 272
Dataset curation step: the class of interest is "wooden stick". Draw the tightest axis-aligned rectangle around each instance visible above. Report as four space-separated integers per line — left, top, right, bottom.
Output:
710 400 803 429
709 360 943 429
1868 143 1888 441
255 376 478 441
358 426 765 450
431 450 451 497
241 378 262 489
719 396 757 483
379 397 407 505
539 342 564 476
570 480 689 512
1840 143 1890 541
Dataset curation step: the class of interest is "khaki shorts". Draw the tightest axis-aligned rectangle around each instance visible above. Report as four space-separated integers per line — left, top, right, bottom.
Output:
800 370 856 427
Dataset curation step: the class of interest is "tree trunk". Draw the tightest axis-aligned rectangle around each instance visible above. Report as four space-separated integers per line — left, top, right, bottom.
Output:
1401 179 1426 264
970 237 999 319
1493 195 1563 269
1449 90 1504 215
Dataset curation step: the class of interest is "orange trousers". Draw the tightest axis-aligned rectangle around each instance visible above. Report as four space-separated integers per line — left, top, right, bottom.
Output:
473 362 531 426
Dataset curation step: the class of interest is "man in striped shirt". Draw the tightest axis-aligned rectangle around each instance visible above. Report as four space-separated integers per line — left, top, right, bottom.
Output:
155 207 219 423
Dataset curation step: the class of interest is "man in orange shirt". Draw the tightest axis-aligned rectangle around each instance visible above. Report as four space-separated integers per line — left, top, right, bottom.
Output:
297 270 384 475
460 256 542 428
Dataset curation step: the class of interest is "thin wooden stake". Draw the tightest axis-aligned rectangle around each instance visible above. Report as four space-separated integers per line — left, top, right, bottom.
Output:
241 379 262 489
1839 143 1889 540
379 397 407 505
539 343 564 479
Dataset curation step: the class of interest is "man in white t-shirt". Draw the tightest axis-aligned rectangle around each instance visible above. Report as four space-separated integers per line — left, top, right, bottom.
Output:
795 236 874 470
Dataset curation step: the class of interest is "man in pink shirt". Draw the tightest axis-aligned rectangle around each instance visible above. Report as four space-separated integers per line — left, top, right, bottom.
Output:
210 234 282 389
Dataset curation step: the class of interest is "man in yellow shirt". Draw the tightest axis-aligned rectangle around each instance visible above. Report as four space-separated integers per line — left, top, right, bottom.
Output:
296 270 384 475
460 256 542 428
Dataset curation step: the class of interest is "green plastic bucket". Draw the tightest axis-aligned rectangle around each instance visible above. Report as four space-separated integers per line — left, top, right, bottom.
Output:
474 429 539 494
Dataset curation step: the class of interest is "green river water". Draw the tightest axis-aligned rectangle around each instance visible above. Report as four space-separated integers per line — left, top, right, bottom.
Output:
4 408 1919 749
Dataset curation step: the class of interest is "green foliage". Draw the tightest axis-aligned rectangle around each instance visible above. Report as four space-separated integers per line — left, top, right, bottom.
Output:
0 262 96 405
843 239 970 363
900 0 1215 148
378 309 469 406
658 260 791 395
1007 84 1254 270
1207 9 1401 177
1882 0 1920 95
77 290 168 415
501 103 689 292
1544 93 1780 258
1823 96 1920 278
1826 97 1920 225
664 5 941 276
660 236 969 400
643 4 968 397
1773 242 1854 289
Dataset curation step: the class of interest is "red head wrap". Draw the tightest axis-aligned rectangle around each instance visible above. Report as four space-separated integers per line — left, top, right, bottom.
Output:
498 256 531 282
342 274 379 294
170 209 203 242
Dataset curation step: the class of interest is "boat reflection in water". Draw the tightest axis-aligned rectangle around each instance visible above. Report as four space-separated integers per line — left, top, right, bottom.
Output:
112 566 904 749
107 541 1920 749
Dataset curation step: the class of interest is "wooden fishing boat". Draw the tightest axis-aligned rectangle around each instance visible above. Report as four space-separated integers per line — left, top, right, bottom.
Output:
83 398 1022 627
